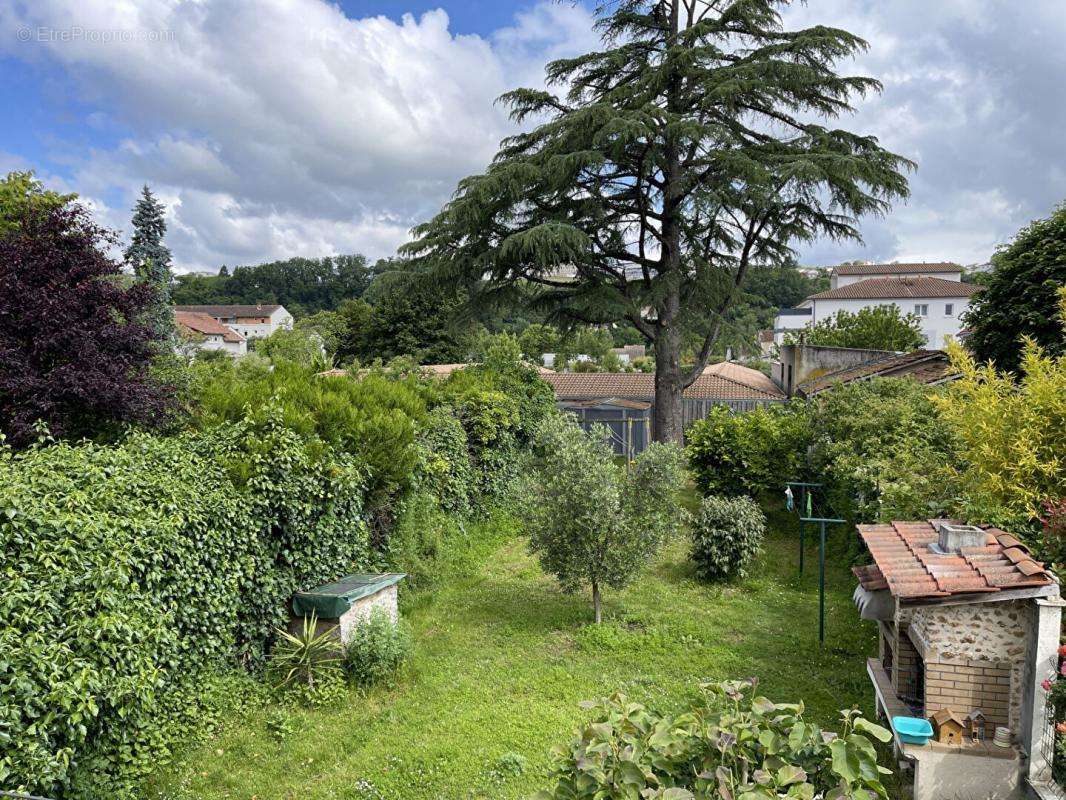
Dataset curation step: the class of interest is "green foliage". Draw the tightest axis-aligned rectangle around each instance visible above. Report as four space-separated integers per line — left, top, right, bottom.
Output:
192 360 425 506
519 323 562 361
171 253 373 317
687 403 812 497
0 411 372 798
965 203 1066 373
527 416 687 622
809 379 960 522
125 185 175 342
0 170 76 233
403 1 911 441
933 331 1065 532
413 407 475 518
295 309 347 355
343 609 413 688
537 679 891 800
269 613 344 691
787 304 925 351
690 495 767 582
256 326 329 368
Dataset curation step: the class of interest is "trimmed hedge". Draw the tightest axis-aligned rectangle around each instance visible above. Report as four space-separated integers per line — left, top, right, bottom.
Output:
0 407 372 797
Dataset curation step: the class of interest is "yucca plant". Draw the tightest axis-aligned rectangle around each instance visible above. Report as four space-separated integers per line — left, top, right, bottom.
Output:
269 612 343 690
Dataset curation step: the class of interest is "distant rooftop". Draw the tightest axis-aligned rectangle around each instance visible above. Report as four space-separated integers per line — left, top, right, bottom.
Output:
832 262 962 276
798 349 955 396
175 310 244 343
546 363 784 402
807 276 979 301
175 304 283 317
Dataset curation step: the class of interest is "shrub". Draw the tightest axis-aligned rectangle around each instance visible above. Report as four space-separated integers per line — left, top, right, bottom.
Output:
0 410 372 798
686 402 811 497
537 679 892 800
690 495 766 581
809 378 960 522
344 609 413 688
933 329 1066 533
527 416 687 622
412 407 475 518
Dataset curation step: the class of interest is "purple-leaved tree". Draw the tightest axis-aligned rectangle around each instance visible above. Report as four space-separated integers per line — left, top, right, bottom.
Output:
0 205 172 445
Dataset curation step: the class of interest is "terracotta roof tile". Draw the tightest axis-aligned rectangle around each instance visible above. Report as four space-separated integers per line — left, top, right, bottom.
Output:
833 262 962 276
854 520 1054 601
806 276 978 301
545 365 785 402
176 303 283 317
799 350 955 396
174 311 245 343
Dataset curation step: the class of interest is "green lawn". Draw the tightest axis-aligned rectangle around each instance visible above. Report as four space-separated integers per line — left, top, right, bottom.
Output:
149 507 879 800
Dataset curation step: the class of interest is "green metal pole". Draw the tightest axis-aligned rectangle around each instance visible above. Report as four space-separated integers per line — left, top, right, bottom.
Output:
799 518 805 575
819 521 826 645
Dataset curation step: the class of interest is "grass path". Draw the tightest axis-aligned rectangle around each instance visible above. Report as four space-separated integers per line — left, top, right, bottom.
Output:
150 509 878 800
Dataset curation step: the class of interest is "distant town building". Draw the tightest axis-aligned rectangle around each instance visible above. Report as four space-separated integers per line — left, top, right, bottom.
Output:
174 304 293 340
828 261 962 289
175 310 247 357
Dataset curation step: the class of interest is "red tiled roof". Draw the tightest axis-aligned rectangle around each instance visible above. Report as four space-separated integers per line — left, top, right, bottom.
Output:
807 276 978 301
701 361 782 395
545 366 785 402
854 520 1054 600
176 304 283 318
175 311 244 343
833 262 962 276
799 350 955 396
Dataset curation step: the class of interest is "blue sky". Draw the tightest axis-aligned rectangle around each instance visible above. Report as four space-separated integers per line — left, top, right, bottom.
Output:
1 0 1064 272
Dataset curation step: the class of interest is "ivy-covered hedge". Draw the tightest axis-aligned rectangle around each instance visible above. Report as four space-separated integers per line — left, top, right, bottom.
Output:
0 355 557 798
0 408 372 798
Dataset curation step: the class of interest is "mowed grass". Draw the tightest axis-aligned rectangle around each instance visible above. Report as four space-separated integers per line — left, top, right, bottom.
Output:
149 506 878 800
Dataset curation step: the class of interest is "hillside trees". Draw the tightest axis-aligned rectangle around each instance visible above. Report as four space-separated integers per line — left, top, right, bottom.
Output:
403 0 911 442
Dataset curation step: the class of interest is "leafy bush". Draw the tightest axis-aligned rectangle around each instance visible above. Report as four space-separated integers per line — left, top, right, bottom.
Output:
687 402 811 497
537 679 892 800
527 416 688 622
785 303 925 351
344 609 413 688
412 406 475 518
0 410 372 799
933 331 1065 534
690 495 766 581
809 378 960 522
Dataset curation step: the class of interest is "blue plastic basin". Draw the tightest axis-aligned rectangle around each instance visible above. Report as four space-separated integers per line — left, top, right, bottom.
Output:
892 716 933 745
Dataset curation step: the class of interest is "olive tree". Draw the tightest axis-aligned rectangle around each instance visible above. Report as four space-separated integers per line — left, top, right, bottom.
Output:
528 415 687 622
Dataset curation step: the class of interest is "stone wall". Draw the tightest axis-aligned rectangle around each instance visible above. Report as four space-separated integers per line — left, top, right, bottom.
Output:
908 600 1032 737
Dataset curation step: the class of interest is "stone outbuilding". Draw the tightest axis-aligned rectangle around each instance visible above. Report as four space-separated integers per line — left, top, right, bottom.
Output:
290 573 405 645
852 519 1063 800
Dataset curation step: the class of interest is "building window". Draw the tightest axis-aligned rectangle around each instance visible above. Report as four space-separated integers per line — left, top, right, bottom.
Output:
945 303 954 316
914 304 929 317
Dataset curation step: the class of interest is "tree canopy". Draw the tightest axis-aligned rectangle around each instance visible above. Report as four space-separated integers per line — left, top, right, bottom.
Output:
787 304 925 351
964 202 1066 373
403 0 911 441
0 206 171 445
0 171 76 234
171 254 374 317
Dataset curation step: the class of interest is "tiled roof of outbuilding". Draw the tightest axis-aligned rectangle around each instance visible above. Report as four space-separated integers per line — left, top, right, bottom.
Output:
853 519 1055 601
806 276 978 301
545 364 784 402
799 350 955 396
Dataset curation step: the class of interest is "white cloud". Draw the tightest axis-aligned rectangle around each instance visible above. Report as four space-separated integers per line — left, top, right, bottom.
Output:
2 0 1064 271
1 0 597 271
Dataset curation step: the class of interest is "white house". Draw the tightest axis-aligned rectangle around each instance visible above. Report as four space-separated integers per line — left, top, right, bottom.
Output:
174 304 293 340
770 307 813 347
829 262 962 289
175 310 247 357
797 275 978 348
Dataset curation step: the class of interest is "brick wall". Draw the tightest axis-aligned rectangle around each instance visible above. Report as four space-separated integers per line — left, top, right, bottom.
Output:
925 659 1011 737
908 600 1031 737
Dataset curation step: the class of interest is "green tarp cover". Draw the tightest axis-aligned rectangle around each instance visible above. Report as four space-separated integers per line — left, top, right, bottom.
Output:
292 573 405 619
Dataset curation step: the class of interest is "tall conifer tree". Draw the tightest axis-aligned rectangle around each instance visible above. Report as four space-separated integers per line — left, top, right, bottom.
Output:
125 185 174 342
404 0 913 441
